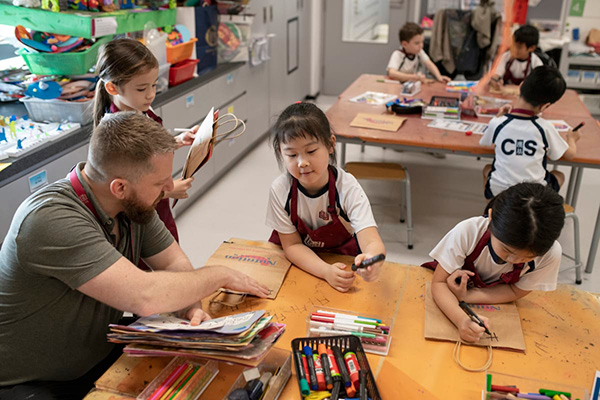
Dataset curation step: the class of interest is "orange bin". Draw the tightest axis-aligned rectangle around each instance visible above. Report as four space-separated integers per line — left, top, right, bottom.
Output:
166 38 198 65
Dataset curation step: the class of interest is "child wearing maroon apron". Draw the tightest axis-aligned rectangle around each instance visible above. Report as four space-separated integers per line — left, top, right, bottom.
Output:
423 183 565 343
93 38 198 269
490 25 543 87
266 103 386 292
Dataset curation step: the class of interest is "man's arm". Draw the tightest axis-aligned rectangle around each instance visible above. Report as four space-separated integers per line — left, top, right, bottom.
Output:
78 257 270 317
144 241 194 272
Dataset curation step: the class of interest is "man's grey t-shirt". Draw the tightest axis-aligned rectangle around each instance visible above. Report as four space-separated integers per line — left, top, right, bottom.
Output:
0 163 174 385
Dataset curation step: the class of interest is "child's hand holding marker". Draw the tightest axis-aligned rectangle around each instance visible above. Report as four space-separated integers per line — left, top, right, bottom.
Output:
446 269 475 301
326 262 355 292
567 121 584 143
458 313 490 343
351 253 385 282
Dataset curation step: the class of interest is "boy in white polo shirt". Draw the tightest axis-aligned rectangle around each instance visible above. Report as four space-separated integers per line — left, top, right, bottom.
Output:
386 22 450 83
480 66 581 199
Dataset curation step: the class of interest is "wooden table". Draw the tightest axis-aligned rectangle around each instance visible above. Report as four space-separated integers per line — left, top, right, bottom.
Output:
87 241 600 399
326 74 600 274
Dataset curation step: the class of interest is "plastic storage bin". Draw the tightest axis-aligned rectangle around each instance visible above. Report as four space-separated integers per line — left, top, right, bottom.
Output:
20 97 93 125
18 36 111 76
157 62 171 93
291 335 381 400
483 371 589 400
169 59 199 87
137 357 218 400
305 306 393 356
167 38 198 64
222 348 292 400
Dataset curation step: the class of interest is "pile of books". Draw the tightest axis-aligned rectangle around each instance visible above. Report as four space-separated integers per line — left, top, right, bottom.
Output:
108 310 285 367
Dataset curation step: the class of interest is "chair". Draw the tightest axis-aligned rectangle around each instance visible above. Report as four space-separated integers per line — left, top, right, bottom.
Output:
344 162 413 249
563 203 583 284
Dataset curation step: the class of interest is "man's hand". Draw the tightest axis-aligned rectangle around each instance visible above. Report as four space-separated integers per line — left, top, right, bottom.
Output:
221 267 271 298
178 302 211 326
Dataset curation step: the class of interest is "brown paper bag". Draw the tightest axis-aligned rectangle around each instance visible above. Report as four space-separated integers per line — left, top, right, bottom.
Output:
206 239 292 300
350 113 406 132
424 282 526 352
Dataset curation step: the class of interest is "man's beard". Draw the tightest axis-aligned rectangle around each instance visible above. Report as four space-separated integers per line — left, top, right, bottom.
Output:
122 191 164 224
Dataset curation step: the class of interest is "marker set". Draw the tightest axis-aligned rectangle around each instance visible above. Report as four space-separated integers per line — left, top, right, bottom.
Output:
484 372 589 400
291 336 380 400
137 357 218 400
306 307 393 356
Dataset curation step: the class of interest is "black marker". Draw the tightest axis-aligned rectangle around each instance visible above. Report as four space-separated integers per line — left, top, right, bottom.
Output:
351 254 386 271
458 300 492 336
303 346 319 391
573 121 585 132
332 346 352 388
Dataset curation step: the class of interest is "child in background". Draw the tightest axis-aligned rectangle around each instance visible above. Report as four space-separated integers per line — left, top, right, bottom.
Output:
425 182 565 343
386 22 450 83
93 38 197 246
266 103 386 292
481 66 581 199
491 25 543 88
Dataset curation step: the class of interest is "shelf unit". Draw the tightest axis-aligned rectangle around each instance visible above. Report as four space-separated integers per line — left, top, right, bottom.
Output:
560 54 600 91
0 3 175 38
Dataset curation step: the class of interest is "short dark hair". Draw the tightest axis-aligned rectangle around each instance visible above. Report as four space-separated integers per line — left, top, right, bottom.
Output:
485 182 565 256
514 25 539 48
270 102 336 167
399 22 424 43
520 65 566 106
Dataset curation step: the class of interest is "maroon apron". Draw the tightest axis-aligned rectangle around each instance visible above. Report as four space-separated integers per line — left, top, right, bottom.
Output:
69 169 135 263
268 167 360 256
107 103 179 271
503 55 531 85
421 228 530 288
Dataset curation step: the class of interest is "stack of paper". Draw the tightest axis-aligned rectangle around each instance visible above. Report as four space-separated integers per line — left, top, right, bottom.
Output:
108 310 285 367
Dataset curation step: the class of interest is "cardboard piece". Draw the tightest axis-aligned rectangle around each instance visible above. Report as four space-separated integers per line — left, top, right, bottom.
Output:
349 112 406 132
424 283 526 352
181 107 216 180
206 238 292 300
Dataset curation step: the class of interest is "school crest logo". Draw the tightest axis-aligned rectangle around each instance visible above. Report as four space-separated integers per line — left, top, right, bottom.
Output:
318 210 330 221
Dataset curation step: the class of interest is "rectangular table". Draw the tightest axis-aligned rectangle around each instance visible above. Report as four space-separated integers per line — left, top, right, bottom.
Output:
326 74 600 274
89 239 600 399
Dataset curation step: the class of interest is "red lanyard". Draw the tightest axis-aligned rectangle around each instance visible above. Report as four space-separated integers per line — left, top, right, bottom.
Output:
69 168 134 261
510 108 535 116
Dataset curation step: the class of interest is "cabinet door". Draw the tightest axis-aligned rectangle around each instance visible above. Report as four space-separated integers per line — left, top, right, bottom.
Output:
267 0 290 117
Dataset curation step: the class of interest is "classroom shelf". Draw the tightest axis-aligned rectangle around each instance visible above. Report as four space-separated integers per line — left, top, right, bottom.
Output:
567 82 600 90
566 56 600 67
0 3 175 38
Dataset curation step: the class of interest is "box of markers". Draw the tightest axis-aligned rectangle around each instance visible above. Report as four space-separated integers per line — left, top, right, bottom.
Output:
483 371 589 400
291 335 381 400
223 348 292 400
137 357 218 400
305 306 393 356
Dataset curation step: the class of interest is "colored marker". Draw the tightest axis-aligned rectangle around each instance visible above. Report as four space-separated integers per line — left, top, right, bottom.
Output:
326 348 342 380
458 301 492 336
303 346 319 391
351 254 386 271
293 350 310 396
312 352 326 390
332 346 352 388
313 311 382 323
539 389 571 398
309 328 388 343
359 370 367 400
148 362 188 400
310 315 385 328
572 122 585 132
309 320 387 334
344 352 360 390
376 79 400 84
516 394 551 400
345 382 357 398
159 363 193 400
491 385 520 393
318 344 333 390
301 354 312 388
168 365 200 400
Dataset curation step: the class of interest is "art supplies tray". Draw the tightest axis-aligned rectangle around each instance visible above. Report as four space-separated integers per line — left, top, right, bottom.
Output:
474 96 512 118
349 91 398 105
401 80 421 97
137 357 218 400
305 306 393 356
483 371 589 400
291 335 381 400
422 96 461 120
222 348 292 400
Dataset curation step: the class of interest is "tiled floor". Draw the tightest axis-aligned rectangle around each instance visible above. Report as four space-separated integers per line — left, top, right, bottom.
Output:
176 95 600 293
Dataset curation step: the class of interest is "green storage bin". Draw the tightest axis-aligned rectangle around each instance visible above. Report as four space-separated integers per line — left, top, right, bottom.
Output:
18 36 112 76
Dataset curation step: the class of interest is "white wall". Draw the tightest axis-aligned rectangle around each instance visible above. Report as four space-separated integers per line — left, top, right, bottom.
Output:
309 0 322 97
567 1 600 44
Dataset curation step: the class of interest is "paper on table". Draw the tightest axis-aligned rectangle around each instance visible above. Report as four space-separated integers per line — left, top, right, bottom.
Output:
349 91 397 105
547 120 572 132
427 119 489 135
135 310 266 334
349 113 406 132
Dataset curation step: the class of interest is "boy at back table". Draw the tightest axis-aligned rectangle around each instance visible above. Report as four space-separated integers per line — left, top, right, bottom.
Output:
387 22 450 83
491 24 543 88
481 65 581 199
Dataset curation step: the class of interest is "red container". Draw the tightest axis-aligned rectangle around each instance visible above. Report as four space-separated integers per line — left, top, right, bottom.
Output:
169 59 200 87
